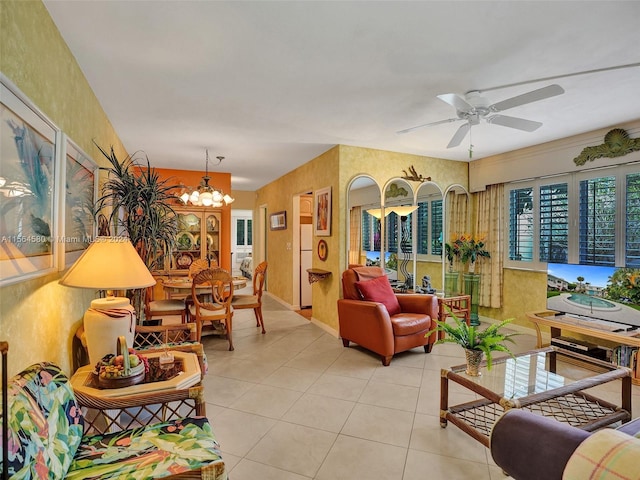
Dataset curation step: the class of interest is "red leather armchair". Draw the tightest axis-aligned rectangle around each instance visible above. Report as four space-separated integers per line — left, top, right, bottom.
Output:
337 266 438 366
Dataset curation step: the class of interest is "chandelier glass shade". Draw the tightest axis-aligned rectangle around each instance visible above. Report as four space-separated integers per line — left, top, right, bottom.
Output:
179 150 234 207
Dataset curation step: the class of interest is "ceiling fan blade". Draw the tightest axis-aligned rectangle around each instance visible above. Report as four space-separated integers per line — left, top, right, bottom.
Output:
487 114 542 132
490 84 565 112
396 117 460 135
447 122 471 148
437 93 474 112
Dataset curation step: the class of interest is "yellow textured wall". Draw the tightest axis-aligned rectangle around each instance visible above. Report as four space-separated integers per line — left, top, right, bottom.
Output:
229 190 255 211
256 144 468 333
255 147 341 330
480 268 547 328
416 261 443 291
338 145 468 196
1 1 127 377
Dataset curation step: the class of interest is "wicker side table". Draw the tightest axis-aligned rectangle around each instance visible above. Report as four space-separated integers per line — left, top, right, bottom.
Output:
71 349 203 435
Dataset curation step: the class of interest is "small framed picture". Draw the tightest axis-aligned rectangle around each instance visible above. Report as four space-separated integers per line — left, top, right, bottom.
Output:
270 211 287 231
314 186 332 236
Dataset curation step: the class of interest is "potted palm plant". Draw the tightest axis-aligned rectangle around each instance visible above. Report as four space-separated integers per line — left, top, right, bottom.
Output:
426 311 518 376
94 144 179 323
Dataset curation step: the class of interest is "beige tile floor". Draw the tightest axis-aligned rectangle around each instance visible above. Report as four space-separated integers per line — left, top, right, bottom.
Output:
176 292 640 480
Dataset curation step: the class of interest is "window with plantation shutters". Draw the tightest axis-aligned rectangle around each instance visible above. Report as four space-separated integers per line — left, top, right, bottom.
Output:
505 163 639 270
417 199 442 256
579 176 615 266
386 213 398 253
417 202 428 254
508 187 534 262
362 210 372 251
539 183 568 263
432 200 443 256
626 172 640 267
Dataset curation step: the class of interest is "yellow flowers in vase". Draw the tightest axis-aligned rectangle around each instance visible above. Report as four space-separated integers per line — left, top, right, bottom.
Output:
447 233 490 274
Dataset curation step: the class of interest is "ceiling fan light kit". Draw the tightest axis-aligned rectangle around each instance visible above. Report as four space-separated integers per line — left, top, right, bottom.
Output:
400 83 565 150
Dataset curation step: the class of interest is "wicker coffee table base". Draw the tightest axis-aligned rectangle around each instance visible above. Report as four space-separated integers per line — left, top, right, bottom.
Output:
440 347 632 448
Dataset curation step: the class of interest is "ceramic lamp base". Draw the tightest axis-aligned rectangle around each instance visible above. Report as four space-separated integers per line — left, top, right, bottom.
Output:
84 297 136 367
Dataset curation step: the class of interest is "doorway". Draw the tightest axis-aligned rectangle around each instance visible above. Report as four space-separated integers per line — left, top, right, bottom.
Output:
231 209 252 278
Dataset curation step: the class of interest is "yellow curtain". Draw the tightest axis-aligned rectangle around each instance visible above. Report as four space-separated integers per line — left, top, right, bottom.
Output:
447 191 469 241
349 206 362 265
474 184 504 308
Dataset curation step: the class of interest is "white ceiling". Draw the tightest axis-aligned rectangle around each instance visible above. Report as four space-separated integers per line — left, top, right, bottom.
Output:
43 1 640 191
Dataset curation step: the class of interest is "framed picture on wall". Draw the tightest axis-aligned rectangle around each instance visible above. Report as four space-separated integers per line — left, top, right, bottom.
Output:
60 135 98 268
314 186 331 236
0 76 60 286
270 211 287 230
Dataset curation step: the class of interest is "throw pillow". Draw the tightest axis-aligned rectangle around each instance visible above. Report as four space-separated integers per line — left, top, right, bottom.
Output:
355 275 401 316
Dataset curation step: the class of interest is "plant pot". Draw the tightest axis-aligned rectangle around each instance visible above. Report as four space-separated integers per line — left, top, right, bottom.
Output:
464 348 484 376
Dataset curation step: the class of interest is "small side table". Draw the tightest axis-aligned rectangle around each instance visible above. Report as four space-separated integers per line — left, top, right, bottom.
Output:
71 349 204 435
437 295 471 340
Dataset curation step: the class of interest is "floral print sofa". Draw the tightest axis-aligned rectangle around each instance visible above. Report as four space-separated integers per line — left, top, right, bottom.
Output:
1 362 226 479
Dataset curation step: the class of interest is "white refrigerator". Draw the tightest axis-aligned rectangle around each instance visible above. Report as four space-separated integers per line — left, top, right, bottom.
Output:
300 224 313 307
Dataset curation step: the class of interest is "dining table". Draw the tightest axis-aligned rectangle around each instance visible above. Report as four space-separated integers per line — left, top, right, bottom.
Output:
162 277 248 300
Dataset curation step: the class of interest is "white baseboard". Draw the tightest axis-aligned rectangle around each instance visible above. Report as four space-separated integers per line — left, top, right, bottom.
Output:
309 317 339 338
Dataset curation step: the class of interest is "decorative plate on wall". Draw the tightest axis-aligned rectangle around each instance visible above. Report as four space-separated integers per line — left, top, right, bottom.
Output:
318 239 328 261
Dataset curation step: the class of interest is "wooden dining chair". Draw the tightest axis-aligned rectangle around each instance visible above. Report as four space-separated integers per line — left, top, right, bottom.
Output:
189 268 234 350
144 286 187 323
231 261 268 334
188 258 217 279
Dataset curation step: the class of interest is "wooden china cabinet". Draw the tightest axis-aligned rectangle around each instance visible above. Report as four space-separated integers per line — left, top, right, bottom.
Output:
156 207 222 276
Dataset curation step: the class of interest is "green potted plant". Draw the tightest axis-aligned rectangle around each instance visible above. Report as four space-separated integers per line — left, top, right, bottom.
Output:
94 144 179 323
452 234 490 273
426 311 518 376
444 242 457 272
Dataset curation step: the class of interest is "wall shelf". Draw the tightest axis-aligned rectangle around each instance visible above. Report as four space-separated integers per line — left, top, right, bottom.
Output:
307 269 331 284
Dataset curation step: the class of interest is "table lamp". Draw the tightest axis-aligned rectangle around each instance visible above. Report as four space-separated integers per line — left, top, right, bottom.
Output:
59 236 156 366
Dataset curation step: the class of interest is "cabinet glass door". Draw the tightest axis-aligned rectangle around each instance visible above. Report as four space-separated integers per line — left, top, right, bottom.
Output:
175 213 200 271
206 214 220 266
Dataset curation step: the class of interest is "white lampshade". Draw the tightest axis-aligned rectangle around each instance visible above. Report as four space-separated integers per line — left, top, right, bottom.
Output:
200 192 213 206
59 236 156 291
390 205 419 217
366 208 392 219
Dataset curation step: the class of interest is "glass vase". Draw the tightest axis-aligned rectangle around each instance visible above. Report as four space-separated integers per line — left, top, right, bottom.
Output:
444 271 459 297
463 273 480 326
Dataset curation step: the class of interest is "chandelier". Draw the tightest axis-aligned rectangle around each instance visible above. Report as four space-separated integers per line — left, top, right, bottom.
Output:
179 150 234 207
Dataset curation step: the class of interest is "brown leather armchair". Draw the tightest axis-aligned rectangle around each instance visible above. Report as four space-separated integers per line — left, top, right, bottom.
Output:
337 265 438 366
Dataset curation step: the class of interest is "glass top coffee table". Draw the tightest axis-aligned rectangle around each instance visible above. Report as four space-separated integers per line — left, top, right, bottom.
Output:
440 346 632 447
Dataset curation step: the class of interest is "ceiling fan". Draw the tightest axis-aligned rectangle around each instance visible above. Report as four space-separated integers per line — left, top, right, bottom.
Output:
398 84 565 148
